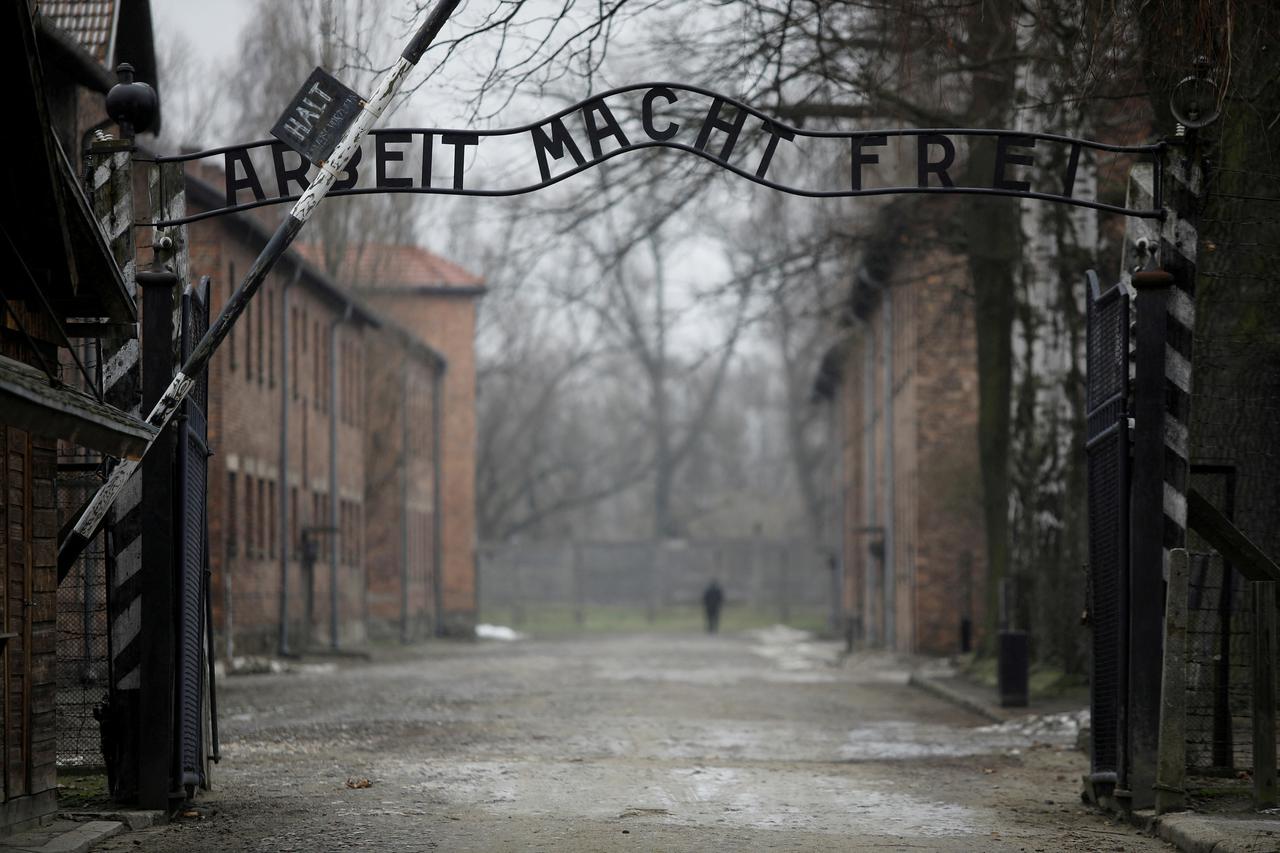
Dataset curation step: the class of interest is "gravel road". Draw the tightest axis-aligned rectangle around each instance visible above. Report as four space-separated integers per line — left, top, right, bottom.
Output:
94 628 1171 851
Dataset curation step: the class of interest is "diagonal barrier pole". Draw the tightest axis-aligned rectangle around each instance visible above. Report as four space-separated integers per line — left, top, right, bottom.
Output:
59 0 464 575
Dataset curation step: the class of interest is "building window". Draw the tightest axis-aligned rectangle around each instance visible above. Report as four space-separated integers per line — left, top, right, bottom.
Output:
268 290 276 388
257 477 266 557
228 261 237 371
352 343 361 427
292 305 300 398
322 494 331 560
227 471 238 558
342 339 351 424
290 486 299 556
245 474 255 559
245 297 253 381
268 480 277 558
257 287 265 386
342 501 351 565
309 491 318 556
349 501 357 565
314 320 322 412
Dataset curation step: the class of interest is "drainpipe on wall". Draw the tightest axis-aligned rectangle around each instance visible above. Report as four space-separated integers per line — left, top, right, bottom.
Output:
328 304 352 651
400 362 411 644
882 283 896 650
431 355 445 636
827 399 841 634
862 318 876 647
278 269 299 657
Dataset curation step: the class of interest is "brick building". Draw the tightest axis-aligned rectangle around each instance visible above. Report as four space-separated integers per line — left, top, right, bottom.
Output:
359 320 445 641
815 202 986 655
2 0 156 829
304 244 484 636
185 173 480 653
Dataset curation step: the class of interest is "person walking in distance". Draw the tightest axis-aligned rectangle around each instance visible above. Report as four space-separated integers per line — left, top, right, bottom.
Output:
702 580 724 634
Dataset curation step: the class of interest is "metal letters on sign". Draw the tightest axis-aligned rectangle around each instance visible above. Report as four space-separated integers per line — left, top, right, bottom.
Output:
154 82 1165 227
270 67 364 166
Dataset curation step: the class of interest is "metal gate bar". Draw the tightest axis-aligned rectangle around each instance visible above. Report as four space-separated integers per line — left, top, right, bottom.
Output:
1084 269 1130 786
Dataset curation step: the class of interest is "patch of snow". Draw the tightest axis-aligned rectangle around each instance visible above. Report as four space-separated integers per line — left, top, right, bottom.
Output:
476 623 526 641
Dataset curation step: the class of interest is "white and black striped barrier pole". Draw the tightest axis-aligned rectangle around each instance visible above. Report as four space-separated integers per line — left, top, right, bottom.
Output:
59 0 465 575
1124 133 1202 811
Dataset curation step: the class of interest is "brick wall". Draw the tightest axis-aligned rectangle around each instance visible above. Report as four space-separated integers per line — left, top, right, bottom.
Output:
188 205 374 654
363 333 440 641
356 291 479 635
0 427 59 831
834 240 986 655
185 172 478 651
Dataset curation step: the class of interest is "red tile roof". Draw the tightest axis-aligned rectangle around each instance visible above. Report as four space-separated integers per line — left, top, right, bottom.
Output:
293 242 483 290
39 0 117 64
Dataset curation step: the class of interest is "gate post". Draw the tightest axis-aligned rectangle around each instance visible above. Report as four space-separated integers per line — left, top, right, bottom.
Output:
1123 136 1202 811
1252 581 1277 808
137 159 190 809
87 135 143 802
137 266 178 809
1126 266 1171 810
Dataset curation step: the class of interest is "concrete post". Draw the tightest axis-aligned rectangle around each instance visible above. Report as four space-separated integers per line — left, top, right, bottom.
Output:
1155 548 1189 814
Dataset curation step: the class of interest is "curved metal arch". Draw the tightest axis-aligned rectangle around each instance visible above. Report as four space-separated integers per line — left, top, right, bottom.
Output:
147 82 1166 227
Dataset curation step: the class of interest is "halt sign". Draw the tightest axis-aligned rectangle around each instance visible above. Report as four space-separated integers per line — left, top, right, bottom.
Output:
270 67 363 166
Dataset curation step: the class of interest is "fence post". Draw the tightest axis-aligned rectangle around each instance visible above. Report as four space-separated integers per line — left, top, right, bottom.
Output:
572 544 584 628
1124 135 1202 809
646 544 658 625
136 159 189 809
1155 548 1189 813
137 267 178 809
1253 581 1277 809
87 136 143 801
511 560 524 627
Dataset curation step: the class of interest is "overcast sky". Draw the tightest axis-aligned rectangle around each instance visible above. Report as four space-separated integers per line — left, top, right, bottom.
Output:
145 0 742 343
151 0 253 66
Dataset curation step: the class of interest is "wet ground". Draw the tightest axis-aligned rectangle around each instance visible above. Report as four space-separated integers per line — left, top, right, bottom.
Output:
95 628 1173 851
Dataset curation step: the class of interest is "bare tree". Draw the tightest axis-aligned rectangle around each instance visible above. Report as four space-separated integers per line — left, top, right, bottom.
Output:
223 0 421 268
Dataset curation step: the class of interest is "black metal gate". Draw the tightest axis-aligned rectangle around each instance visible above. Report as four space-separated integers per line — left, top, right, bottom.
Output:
175 278 211 793
1085 269 1130 785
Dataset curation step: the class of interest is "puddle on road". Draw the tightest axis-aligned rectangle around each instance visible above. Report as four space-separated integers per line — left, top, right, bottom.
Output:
746 626 840 673
838 711 1089 760
381 758 980 837
839 721 1025 760
597 664 837 685
596 626 841 686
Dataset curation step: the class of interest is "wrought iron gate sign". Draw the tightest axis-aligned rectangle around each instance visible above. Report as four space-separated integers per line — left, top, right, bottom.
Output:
152 83 1164 227
270 67 363 166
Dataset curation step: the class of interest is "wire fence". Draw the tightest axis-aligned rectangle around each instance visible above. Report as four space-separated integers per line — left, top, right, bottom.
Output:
54 335 111 769
1185 551 1253 773
478 539 835 631
55 460 110 769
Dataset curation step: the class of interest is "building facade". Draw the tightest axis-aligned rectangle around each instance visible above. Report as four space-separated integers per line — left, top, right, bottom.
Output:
3 0 159 828
817 204 987 655
311 244 484 637
186 175 481 653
